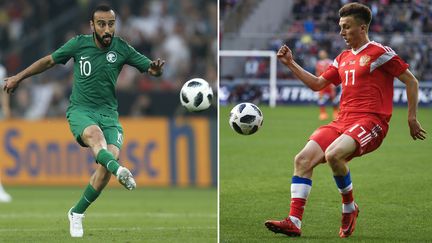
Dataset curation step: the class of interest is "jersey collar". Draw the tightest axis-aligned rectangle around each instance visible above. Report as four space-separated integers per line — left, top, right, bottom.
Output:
351 41 371 55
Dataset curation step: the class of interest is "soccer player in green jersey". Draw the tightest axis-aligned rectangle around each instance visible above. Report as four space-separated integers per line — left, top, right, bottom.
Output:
3 5 165 237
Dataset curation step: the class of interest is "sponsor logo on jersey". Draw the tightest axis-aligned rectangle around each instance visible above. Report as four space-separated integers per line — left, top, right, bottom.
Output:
106 51 117 63
80 56 90 60
360 55 371 66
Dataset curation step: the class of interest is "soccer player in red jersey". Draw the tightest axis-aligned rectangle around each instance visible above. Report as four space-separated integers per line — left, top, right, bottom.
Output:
265 2 426 238
315 49 339 120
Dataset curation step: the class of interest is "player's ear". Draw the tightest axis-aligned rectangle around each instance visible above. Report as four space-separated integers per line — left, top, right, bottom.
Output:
361 24 368 33
90 20 94 32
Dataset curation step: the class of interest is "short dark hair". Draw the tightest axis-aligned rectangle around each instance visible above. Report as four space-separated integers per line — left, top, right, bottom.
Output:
339 2 372 26
91 4 114 21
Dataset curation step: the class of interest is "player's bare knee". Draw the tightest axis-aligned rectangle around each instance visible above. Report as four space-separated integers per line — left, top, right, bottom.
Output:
294 153 311 172
82 126 104 144
325 148 343 166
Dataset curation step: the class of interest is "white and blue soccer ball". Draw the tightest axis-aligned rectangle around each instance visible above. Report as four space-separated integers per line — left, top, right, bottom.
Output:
229 102 263 135
180 78 213 112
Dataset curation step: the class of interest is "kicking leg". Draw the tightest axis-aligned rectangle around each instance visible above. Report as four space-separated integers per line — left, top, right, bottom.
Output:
82 125 135 190
68 127 135 237
90 144 119 191
82 125 120 175
71 145 118 213
265 140 325 237
325 134 359 238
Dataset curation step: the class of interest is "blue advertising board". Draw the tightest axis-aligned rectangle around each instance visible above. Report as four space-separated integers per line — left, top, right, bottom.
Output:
220 79 432 107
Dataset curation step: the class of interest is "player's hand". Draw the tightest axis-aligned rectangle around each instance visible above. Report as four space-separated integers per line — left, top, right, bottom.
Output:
3 75 21 94
277 45 294 66
408 118 426 140
148 58 165 77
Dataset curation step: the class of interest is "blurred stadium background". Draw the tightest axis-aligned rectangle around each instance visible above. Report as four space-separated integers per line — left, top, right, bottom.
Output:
0 0 217 242
220 0 432 242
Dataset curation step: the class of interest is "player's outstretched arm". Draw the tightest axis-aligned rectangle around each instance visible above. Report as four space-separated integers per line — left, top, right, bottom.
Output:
3 55 56 94
148 58 165 77
277 45 330 91
398 69 427 140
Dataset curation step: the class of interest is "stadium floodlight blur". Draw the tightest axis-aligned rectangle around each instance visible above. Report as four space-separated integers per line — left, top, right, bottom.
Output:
220 0 432 107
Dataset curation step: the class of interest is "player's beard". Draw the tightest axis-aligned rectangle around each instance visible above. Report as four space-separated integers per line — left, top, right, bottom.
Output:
94 32 113 47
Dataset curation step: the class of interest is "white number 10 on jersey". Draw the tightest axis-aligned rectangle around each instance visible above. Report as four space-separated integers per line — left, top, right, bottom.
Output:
79 60 92 77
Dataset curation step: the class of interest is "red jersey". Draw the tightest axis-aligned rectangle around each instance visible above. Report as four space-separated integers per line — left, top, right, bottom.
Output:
322 41 408 119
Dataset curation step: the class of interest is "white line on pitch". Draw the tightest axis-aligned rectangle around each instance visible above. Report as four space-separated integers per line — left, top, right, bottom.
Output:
0 226 216 232
0 212 216 219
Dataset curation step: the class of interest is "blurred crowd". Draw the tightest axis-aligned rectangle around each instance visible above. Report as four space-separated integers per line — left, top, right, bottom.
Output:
274 0 432 81
220 0 241 19
233 0 432 82
0 0 217 119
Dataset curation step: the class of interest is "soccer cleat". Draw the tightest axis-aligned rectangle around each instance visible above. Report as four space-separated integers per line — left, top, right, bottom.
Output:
265 218 301 237
0 190 12 203
68 207 84 237
116 166 136 190
339 203 359 238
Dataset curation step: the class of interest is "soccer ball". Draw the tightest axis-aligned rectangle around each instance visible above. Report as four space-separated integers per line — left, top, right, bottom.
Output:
229 102 263 135
180 78 213 112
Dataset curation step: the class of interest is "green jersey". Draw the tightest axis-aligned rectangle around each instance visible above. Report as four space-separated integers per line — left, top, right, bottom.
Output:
52 34 151 113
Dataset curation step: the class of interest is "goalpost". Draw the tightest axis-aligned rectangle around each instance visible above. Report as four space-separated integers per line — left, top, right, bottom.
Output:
219 50 278 107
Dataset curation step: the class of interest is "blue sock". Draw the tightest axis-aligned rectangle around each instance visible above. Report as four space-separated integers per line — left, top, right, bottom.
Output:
333 171 352 193
333 171 355 213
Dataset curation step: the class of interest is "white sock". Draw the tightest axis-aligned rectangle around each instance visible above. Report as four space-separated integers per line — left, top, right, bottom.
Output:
0 184 5 193
289 216 302 228
342 201 356 213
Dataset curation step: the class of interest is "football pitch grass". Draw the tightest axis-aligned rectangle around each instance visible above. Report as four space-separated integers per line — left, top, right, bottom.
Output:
220 105 432 242
0 187 216 242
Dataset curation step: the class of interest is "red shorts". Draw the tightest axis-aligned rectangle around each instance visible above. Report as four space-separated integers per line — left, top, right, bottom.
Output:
309 112 389 161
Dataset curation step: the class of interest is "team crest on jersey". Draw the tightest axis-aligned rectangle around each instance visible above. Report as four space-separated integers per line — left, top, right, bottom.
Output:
106 51 117 63
360 55 371 66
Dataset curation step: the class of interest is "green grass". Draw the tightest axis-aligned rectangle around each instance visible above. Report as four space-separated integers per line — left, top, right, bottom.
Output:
220 105 432 243
0 187 216 242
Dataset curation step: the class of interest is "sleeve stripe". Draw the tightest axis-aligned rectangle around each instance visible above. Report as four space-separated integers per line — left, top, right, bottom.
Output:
332 59 339 68
371 41 396 54
370 52 396 73
383 46 395 54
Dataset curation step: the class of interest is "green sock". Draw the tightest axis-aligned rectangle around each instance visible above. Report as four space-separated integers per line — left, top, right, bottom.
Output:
72 184 101 214
96 149 120 175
